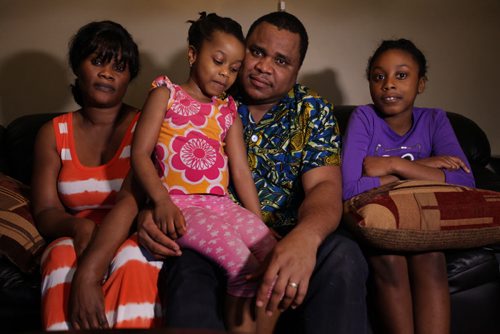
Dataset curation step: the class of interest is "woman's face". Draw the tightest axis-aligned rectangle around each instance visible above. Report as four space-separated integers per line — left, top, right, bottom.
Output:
77 52 131 108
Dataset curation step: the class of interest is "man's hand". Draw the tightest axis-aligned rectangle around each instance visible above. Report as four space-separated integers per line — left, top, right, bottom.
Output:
69 271 108 330
137 208 182 259
248 229 317 315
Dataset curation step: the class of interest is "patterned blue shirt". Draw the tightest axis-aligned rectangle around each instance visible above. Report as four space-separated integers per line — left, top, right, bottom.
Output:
234 83 340 236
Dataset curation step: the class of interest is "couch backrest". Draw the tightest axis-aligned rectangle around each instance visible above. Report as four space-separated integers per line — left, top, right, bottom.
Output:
0 125 6 174
0 107 493 187
3 113 59 185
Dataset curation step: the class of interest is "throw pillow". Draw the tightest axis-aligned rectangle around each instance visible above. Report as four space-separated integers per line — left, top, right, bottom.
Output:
343 180 500 251
0 173 45 273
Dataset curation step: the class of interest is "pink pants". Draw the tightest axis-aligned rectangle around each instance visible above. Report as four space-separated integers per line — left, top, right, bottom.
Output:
171 194 276 297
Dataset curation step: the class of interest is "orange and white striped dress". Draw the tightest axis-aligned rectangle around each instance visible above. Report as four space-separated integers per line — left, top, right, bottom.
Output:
40 112 162 331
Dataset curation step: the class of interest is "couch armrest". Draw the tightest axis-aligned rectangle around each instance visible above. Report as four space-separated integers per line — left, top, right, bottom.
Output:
472 164 500 192
488 155 500 175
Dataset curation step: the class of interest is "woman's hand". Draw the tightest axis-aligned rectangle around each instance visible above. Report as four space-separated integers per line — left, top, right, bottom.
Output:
72 218 96 258
153 199 187 240
69 269 108 330
416 156 471 173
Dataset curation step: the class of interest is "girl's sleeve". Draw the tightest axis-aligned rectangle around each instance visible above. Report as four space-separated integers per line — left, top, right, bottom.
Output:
151 75 175 109
432 110 476 187
341 107 381 200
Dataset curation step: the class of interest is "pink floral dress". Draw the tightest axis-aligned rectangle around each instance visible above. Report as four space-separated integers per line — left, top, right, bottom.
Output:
152 76 236 196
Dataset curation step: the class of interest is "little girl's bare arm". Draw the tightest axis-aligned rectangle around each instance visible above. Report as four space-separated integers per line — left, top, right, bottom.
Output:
131 87 186 238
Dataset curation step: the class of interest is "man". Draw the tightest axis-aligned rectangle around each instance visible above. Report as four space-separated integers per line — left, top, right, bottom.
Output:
138 11 370 333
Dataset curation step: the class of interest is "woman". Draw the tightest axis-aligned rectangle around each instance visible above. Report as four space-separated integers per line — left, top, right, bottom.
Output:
32 21 161 330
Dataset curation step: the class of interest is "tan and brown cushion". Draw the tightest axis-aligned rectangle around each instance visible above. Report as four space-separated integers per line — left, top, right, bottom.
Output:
0 174 45 273
343 180 500 251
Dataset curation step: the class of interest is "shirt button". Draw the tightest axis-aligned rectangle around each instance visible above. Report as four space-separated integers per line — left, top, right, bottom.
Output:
251 134 259 143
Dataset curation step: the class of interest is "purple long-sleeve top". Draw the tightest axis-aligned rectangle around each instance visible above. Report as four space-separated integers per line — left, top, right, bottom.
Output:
341 104 475 200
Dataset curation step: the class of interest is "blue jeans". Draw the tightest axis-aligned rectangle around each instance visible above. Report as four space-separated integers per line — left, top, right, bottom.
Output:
160 231 370 334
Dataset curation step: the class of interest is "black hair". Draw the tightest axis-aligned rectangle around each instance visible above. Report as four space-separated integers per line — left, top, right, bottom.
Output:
366 38 428 80
68 20 139 105
187 12 245 51
247 11 309 66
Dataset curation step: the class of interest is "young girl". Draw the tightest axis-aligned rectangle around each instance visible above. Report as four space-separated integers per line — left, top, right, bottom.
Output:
341 39 475 334
131 13 277 333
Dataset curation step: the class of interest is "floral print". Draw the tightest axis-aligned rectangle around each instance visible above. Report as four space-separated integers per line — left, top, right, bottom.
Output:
152 76 235 195
171 130 225 183
168 89 212 128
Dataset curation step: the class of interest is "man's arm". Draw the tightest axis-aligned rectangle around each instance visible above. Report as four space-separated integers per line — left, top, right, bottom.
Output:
255 165 341 315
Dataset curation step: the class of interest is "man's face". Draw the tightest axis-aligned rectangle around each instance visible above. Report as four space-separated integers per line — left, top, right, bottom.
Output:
239 22 301 106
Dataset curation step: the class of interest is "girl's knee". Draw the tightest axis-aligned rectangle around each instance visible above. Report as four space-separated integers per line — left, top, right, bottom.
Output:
369 254 408 285
410 252 447 280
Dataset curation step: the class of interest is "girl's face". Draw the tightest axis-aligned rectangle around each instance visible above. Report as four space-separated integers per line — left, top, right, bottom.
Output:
368 49 426 119
78 51 131 108
188 30 245 101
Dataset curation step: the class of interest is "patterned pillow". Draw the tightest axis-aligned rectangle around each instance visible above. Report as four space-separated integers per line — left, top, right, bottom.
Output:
0 174 45 273
343 180 500 251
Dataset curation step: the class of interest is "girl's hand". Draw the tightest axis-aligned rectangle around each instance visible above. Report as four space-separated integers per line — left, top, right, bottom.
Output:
153 199 187 240
69 269 108 330
136 208 182 258
72 219 96 258
416 156 471 173
362 156 394 177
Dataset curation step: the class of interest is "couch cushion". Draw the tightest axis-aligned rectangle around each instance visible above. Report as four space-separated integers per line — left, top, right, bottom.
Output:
0 174 45 273
343 180 500 251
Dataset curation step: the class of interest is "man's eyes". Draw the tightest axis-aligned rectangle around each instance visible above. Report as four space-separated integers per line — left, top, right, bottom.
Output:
275 57 287 66
251 48 264 57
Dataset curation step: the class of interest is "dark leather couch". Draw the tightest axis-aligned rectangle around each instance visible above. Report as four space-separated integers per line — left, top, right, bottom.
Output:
1 107 499 333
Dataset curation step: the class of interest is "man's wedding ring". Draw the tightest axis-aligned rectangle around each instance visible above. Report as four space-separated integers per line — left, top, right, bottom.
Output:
288 282 298 289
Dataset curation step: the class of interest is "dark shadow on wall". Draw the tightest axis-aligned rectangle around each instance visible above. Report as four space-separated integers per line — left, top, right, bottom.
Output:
300 68 344 105
0 49 190 125
0 51 71 125
126 50 189 109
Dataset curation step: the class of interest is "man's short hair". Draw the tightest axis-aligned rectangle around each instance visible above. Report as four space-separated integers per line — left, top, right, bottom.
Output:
247 11 309 66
